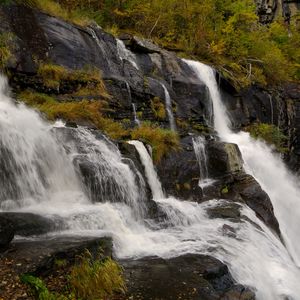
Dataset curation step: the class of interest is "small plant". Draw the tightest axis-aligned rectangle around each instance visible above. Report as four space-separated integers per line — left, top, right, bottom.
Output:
150 97 166 120
21 249 126 300
131 121 180 162
0 32 13 69
69 250 126 299
20 274 67 300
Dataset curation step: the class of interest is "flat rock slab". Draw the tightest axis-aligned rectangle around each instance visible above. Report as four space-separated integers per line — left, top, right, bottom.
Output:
0 236 112 275
121 254 255 300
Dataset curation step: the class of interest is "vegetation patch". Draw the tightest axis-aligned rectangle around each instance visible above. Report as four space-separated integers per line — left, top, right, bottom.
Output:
0 32 13 69
19 91 128 140
131 121 180 162
37 63 108 98
245 123 288 152
150 96 166 120
21 249 126 299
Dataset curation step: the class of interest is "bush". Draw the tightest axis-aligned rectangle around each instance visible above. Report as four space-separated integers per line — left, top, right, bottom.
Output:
21 249 126 300
69 250 126 299
246 123 288 152
150 97 166 120
131 121 180 162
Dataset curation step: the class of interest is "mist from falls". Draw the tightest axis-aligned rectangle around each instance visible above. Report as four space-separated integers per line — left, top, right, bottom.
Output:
1 59 300 300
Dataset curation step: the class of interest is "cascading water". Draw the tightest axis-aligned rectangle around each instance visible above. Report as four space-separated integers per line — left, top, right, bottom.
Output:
161 83 176 131
132 103 140 126
192 136 215 188
184 59 300 298
116 39 139 69
128 140 164 200
1 63 300 299
0 75 86 211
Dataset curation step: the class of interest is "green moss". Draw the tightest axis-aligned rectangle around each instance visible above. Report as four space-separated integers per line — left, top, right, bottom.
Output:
221 186 229 194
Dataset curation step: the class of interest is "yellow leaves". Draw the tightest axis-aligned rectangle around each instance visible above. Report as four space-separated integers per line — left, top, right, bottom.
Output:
209 40 225 56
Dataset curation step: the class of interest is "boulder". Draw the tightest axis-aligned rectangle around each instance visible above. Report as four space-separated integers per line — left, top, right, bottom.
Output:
121 254 255 300
0 213 63 236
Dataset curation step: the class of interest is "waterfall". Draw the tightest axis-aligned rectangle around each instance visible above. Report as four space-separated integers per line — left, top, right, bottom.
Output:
184 59 300 286
132 103 140 126
2 70 300 299
116 39 139 69
0 75 86 210
161 84 176 131
128 140 164 200
192 136 214 188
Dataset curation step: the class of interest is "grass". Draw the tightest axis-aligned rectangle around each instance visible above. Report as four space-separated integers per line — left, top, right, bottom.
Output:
15 0 91 27
37 63 108 98
151 97 166 120
69 250 126 299
19 91 128 140
131 121 180 162
21 249 126 299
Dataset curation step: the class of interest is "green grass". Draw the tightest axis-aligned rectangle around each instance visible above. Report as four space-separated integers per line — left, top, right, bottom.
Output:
151 97 166 120
19 91 128 140
21 249 126 300
131 121 180 162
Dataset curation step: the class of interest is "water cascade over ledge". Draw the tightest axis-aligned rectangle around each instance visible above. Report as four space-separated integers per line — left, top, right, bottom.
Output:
1 68 300 299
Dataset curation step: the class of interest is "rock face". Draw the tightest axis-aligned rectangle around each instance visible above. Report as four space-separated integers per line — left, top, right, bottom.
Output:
122 254 255 300
0 218 14 251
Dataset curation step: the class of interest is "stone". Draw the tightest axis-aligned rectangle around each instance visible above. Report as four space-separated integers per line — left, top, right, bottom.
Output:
121 254 255 300
0 218 14 251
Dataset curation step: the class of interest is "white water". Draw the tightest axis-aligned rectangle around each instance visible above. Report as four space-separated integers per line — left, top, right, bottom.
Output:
192 135 215 188
116 39 139 69
132 103 140 126
128 140 164 200
1 62 300 299
185 59 300 298
161 83 176 131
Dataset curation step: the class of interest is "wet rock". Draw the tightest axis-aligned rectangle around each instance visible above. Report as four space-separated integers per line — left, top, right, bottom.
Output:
206 202 242 220
0 213 63 236
0 218 14 251
206 141 244 177
156 136 202 201
121 254 255 300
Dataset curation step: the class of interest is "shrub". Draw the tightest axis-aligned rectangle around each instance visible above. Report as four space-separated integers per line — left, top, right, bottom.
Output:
69 250 126 299
131 121 180 162
21 249 126 300
150 97 166 120
246 123 288 152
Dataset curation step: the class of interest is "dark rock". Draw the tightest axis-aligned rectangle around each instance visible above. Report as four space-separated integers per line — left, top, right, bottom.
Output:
0 218 14 250
0 213 63 236
121 254 255 300
206 141 244 178
156 136 202 201
0 236 112 275
207 202 242 220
